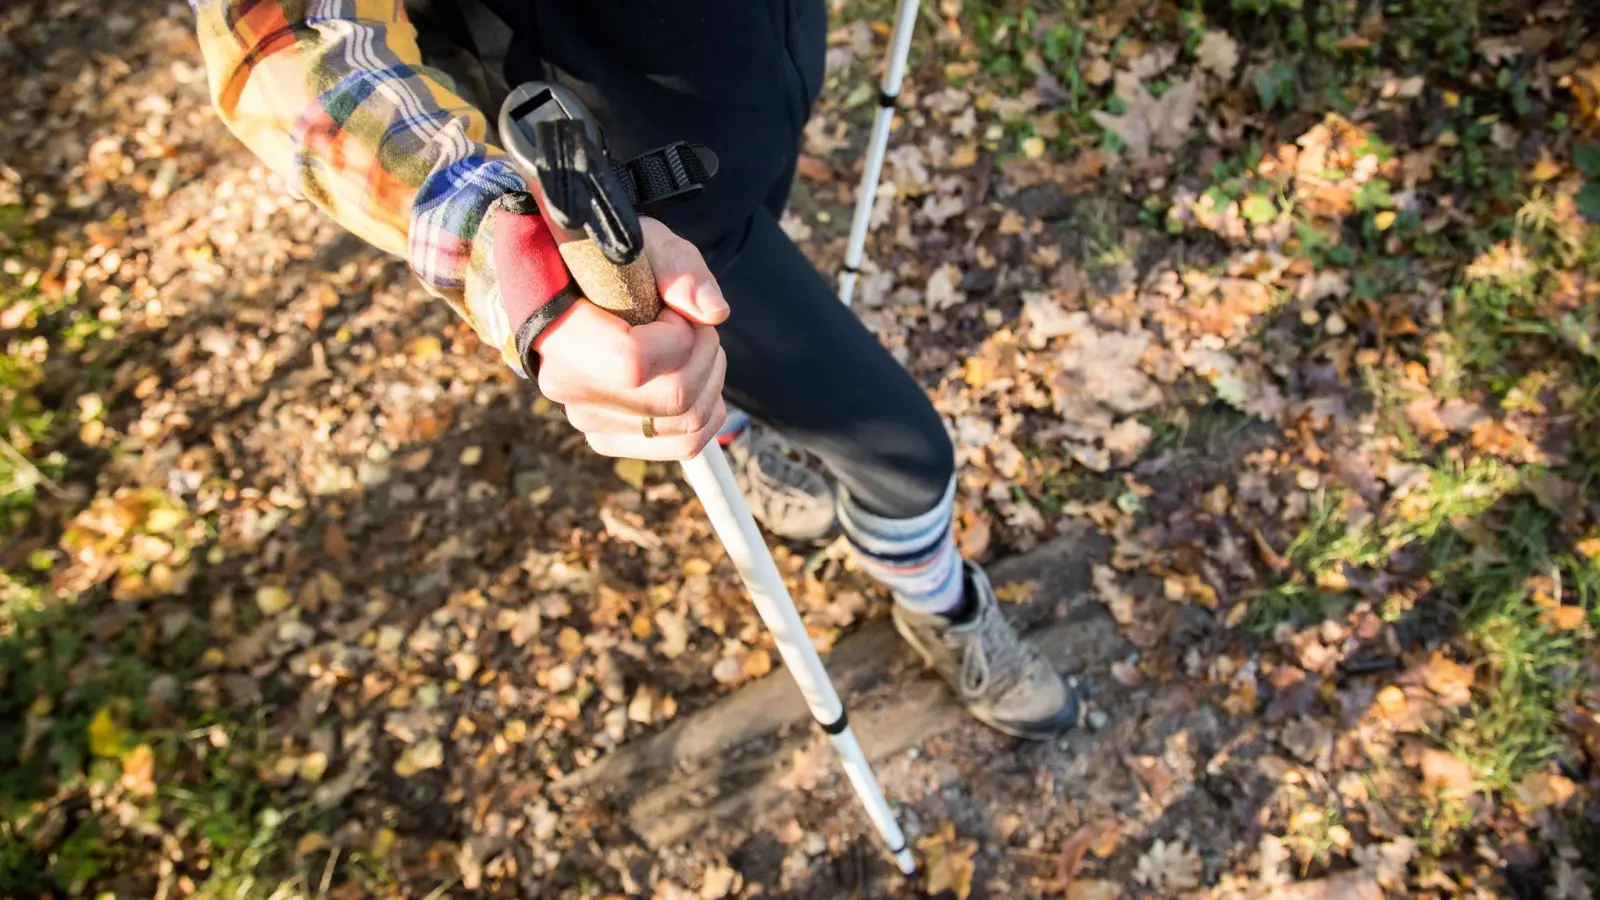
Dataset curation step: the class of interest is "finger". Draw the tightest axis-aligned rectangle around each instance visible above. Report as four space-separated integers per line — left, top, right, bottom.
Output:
642 217 728 326
553 331 724 419
620 340 724 419
585 408 725 462
565 374 726 438
536 301 698 394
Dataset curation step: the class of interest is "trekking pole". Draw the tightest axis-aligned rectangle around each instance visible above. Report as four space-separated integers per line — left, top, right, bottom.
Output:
837 0 922 307
499 84 917 877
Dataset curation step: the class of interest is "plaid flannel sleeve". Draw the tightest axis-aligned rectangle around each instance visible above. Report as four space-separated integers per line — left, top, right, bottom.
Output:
188 0 533 373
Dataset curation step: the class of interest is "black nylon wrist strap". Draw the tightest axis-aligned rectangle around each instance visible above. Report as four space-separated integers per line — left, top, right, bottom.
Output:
515 281 582 380
608 143 715 215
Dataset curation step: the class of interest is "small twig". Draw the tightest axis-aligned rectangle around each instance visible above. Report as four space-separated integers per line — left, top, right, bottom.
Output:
0 434 66 499
421 876 461 900
318 847 339 897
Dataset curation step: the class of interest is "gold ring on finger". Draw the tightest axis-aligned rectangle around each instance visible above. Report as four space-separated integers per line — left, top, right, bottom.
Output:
642 416 656 439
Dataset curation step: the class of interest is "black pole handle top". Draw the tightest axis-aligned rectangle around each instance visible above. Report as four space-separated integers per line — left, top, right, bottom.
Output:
498 82 720 266
497 82 722 325
529 118 644 265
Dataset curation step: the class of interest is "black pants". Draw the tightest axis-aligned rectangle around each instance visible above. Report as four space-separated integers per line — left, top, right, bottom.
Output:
715 200 954 521
478 0 954 519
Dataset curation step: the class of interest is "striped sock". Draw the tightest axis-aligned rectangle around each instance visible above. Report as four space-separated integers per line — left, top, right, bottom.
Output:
837 477 964 617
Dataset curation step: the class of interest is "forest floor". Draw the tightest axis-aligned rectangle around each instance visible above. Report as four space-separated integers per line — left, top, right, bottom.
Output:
3 0 1600 898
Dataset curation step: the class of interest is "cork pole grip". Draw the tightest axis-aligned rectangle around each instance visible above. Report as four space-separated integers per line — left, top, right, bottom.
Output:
557 240 663 327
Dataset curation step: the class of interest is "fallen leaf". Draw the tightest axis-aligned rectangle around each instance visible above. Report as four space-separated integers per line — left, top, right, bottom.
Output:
627 686 654 724
1023 292 1088 347
1375 685 1407 717
742 648 774 679
796 154 834 182
1133 838 1201 892
994 581 1035 604
957 509 992 558
1066 881 1122 900
255 585 293 616
613 458 647 490
1084 58 1113 87
405 335 443 363
1545 605 1587 631
1052 327 1163 421
1092 565 1136 626
1103 418 1154 461
1351 838 1416 891
1091 74 1199 162
299 750 329 783
88 707 126 758
711 656 742 684
1418 652 1474 707
394 737 444 777
372 827 397 857
1477 35 1523 65
1275 870 1383 899
145 507 185 534
1418 747 1474 791
1514 771 1577 815
1089 824 1121 858
918 820 978 900
508 604 542 647
1195 30 1239 78
1126 45 1177 80
778 738 833 792
1530 151 1564 183
1551 857 1592 900
1125 754 1176 798
926 262 965 310
655 609 689 658
700 863 740 899
1202 484 1231 517
1281 716 1333 767
1223 668 1260 716
449 651 480 681
1036 821 1120 893
600 506 664 550
1528 474 1580 519
120 743 155 795
1183 348 1286 420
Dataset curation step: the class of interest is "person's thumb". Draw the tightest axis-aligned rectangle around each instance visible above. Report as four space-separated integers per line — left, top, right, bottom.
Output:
641 217 729 326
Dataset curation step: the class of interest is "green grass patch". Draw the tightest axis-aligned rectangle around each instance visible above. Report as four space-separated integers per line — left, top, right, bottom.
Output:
1444 512 1596 789
1245 455 1519 632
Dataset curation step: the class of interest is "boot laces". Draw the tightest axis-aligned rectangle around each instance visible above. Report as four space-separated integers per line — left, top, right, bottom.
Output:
954 602 1030 700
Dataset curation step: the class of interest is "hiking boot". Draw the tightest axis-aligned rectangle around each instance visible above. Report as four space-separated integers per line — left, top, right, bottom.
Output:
892 562 1079 740
725 424 837 543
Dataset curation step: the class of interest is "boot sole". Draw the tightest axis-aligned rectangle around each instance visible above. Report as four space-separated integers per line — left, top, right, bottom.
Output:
973 690 1081 741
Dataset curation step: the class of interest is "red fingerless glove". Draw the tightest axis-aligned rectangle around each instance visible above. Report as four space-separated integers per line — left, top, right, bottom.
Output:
492 191 582 378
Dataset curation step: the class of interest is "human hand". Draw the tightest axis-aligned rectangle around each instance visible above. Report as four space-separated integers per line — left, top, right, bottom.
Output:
530 218 730 461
